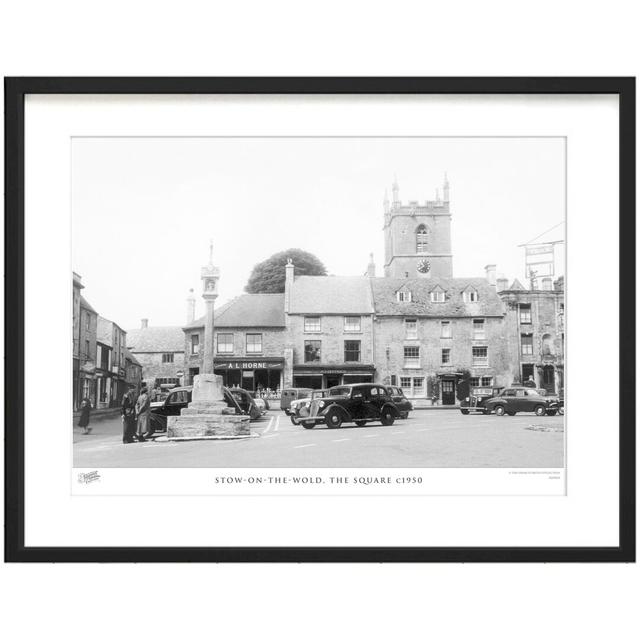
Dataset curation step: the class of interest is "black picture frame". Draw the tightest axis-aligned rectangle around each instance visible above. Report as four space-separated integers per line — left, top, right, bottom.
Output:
4 77 635 563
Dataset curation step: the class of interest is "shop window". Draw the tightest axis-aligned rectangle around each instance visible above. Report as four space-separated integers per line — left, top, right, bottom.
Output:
473 318 486 339
344 316 361 332
162 353 174 363
404 346 420 368
246 333 263 354
217 333 234 353
344 340 361 363
304 316 321 332
405 319 418 339
481 376 493 387
304 340 321 362
190 334 200 355
472 346 488 365
521 333 534 356
441 348 451 364
519 304 532 324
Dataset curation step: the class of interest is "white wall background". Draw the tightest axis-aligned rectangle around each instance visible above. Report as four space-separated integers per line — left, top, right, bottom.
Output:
1 2 637 640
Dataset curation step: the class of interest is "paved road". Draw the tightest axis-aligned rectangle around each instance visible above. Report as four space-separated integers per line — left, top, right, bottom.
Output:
73 409 564 468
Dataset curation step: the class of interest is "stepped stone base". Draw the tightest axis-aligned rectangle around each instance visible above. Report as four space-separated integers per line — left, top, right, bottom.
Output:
167 413 251 440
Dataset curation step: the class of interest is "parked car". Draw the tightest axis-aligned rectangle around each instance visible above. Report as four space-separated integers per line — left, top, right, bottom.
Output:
250 391 270 411
483 387 561 416
385 386 413 418
289 389 329 425
149 385 263 431
280 387 314 416
297 383 399 429
460 386 505 415
252 396 268 416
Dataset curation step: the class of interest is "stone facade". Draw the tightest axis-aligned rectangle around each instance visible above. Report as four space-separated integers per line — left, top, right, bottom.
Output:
77 294 98 408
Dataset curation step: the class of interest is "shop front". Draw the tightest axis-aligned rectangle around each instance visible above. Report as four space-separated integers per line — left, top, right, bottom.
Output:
292 364 375 390
214 358 284 393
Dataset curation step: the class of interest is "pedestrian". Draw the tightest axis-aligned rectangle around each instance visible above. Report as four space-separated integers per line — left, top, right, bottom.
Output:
121 388 137 444
78 397 92 435
135 385 151 442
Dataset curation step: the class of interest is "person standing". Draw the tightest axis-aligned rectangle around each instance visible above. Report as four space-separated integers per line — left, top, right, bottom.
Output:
121 388 137 444
135 385 151 442
78 397 92 435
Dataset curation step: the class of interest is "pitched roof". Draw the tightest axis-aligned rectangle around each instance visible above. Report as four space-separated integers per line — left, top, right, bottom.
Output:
184 293 285 329
124 347 142 367
97 316 113 346
509 278 527 291
79 295 97 314
126 325 185 352
371 277 505 317
289 276 373 314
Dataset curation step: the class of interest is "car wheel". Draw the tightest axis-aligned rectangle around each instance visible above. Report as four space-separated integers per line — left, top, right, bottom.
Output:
354 420 367 427
290 415 300 425
460 409 469 415
494 405 506 416
325 410 343 429
302 421 315 429
380 408 395 426
401 412 409 419
558 406 565 416
547 410 557 416
534 405 547 416
507 412 516 416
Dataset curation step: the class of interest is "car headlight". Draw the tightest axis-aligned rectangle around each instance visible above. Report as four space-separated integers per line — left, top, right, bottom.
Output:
465 397 469 402
318 401 325 409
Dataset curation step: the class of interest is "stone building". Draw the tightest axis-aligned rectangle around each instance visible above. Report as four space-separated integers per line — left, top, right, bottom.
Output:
96 316 128 408
498 277 565 394
183 293 286 391
284 262 376 389
126 319 185 390
124 348 143 391
76 290 98 408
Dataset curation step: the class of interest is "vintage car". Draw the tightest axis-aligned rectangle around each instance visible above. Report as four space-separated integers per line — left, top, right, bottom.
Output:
460 386 505 415
296 383 399 429
385 386 413 419
289 389 329 425
483 386 562 416
280 387 314 416
149 385 263 431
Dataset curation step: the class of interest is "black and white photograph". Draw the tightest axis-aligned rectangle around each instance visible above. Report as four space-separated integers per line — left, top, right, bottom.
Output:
72 136 566 475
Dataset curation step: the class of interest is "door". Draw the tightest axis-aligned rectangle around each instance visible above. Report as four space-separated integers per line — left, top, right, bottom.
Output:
541 365 555 394
442 379 455 405
324 374 342 389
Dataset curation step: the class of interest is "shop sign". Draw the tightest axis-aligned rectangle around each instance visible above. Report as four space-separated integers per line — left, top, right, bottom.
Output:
215 360 282 370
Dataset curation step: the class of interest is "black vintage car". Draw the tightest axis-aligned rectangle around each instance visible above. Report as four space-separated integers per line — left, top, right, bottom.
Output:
289 389 328 425
149 385 262 431
460 386 505 415
297 383 399 429
483 387 561 417
385 386 413 419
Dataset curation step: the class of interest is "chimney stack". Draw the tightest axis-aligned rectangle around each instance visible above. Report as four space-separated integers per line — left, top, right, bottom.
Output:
284 259 295 312
186 288 196 324
485 264 497 286
496 277 509 292
141 318 149 329
366 253 376 278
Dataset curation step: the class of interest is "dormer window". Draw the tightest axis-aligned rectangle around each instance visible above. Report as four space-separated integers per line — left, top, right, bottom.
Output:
416 224 428 253
430 287 445 303
397 290 413 302
462 289 479 303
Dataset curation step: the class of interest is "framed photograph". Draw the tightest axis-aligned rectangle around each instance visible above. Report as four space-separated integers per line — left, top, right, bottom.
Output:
5 77 635 562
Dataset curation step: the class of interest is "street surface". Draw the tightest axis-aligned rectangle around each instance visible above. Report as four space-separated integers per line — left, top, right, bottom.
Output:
74 409 564 468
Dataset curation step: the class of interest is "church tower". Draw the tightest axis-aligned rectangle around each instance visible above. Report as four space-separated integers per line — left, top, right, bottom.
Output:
383 174 453 278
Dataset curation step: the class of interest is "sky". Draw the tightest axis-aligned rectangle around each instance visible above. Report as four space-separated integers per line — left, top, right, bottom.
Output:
72 137 565 331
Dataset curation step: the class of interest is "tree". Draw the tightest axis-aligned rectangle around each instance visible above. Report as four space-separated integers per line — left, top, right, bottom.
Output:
455 367 472 401
245 248 328 294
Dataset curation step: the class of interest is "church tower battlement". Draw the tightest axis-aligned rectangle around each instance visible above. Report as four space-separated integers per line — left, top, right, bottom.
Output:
383 173 453 278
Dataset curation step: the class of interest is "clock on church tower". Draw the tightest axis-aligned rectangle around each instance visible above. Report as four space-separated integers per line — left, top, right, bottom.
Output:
417 259 431 274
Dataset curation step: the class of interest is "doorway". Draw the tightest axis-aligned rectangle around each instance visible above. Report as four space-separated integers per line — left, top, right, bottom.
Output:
324 374 342 389
541 365 555 394
441 379 455 405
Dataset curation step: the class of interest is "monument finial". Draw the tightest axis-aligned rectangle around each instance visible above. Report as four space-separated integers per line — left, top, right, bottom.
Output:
209 239 214 264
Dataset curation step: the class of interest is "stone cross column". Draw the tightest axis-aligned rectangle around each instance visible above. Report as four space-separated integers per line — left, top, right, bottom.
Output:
201 241 219 374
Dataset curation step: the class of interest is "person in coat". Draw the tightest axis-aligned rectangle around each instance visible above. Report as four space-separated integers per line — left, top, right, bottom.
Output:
121 388 138 444
135 386 151 442
78 397 92 434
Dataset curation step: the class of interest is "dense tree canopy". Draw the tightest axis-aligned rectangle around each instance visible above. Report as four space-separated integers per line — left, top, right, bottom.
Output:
245 248 328 294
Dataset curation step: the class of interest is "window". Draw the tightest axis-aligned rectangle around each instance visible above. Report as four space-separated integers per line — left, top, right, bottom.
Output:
440 320 451 338
304 340 321 362
404 346 420 368
473 318 486 339
85 312 90 330
542 333 553 356
190 334 200 355
246 333 262 354
344 340 361 363
304 316 321 333
405 319 418 339
397 290 413 302
344 316 361 332
84 340 90 357
441 348 451 364
162 352 174 363
462 289 479 303
469 377 480 387
398 376 424 397
519 304 532 324
217 333 234 353
481 376 493 387
188 367 199 384
521 333 534 356
390 375 397 386
413 377 424 393
430 289 445 303
156 377 179 386
541 277 553 291
400 377 412 390
522 363 535 384
472 346 488 365
416 224 428 253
